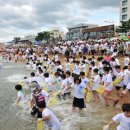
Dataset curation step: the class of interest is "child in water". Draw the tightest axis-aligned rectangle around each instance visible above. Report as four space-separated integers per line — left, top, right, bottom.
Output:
37 101 61 130
103 103 130 130
15 84 25 105
72 76 86 112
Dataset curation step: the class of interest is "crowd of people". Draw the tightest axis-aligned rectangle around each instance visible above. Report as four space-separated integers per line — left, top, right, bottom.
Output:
1 40 130 130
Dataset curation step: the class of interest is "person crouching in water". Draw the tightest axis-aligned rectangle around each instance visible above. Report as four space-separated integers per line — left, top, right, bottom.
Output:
30 82 49 118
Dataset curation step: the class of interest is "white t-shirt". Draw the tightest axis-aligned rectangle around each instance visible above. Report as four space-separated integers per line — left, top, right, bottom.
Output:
61 79 71 93
17 91 25 103
124 57 129 66
112 113 130 130
81 77 89 87
45 77 52 87
93 75 100 90
102 73 113 91
42 108 60 128
123 70 130 86
73 65 80 75
54 55 59 62
32 64 37 70
116 71 124 87
73 83 86 99
127 83 130 90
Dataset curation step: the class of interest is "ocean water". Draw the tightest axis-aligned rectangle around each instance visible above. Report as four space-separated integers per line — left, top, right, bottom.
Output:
0 60 120 130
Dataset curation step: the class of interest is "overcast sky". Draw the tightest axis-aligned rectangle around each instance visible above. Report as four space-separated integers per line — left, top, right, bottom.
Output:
0 0 119 42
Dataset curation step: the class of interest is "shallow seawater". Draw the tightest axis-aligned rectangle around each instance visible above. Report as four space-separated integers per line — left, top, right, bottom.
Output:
0 60 121 130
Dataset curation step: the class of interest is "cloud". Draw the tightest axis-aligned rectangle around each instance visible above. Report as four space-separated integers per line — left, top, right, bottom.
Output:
0 0 119 42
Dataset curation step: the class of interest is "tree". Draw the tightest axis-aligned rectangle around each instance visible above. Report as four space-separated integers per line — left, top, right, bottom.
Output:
35 31 53 43
116 19 130 35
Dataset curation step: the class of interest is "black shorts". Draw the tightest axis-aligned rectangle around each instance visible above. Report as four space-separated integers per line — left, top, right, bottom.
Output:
115 86 122 91
73 97 85 109
123 85 127 90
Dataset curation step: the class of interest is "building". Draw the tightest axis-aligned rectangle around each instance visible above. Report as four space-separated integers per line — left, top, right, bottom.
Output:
66 24 98 40
120 0 130 22
49 30 64 40
82 25 115 39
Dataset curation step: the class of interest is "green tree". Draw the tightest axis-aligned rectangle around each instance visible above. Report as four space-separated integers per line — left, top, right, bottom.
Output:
35 31 53 43
116 19 130 35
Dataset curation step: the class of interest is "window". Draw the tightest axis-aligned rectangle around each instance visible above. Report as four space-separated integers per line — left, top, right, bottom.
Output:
122 7 128 13
122 0 128 6
122 14 127 20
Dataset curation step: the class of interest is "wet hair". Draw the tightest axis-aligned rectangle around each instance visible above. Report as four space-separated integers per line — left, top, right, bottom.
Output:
57 61 61 65
82 60 86 64
115 65 121 69
37 101 46 109
74 76 81 84
102 60 108 65
91 61 95 66
39 69 43 73
66 71 71 76
15 84 22 91
97 57 103 61
31 72 35 77
54 72 60 76
83 56 86 60
44 66 47 69
80 72 85 76
103 67 110 72
122 103 130 112
88 58 92 61
76 61 80 64
93 68 99 73
111 57 115 61
44 73 49 78
60 74 66 79
123 66 128 70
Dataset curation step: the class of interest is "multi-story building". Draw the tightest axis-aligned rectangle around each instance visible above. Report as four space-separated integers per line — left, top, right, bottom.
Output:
120 0 130 22
66 24 98 40
82 25 115 39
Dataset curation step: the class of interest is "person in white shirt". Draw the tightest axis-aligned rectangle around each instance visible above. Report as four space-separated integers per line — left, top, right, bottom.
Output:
124 54 130 67
123 64 130 90
80 71 90 100
97 57 104 76
37 102 61 130
90 61 97 78
32 62 37 70
54 54 59 62
72 76 86 111
44 73 53 92
122 82 130 103
115 65 124 99
15 84 25 105
73 61 80 76
103 103 130 130
59 74 71 100
92 69 100 102
102 67 118 107
27 72 42 85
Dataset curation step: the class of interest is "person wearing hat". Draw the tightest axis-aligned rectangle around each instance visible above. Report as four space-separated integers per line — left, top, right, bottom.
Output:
30 81 49 118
